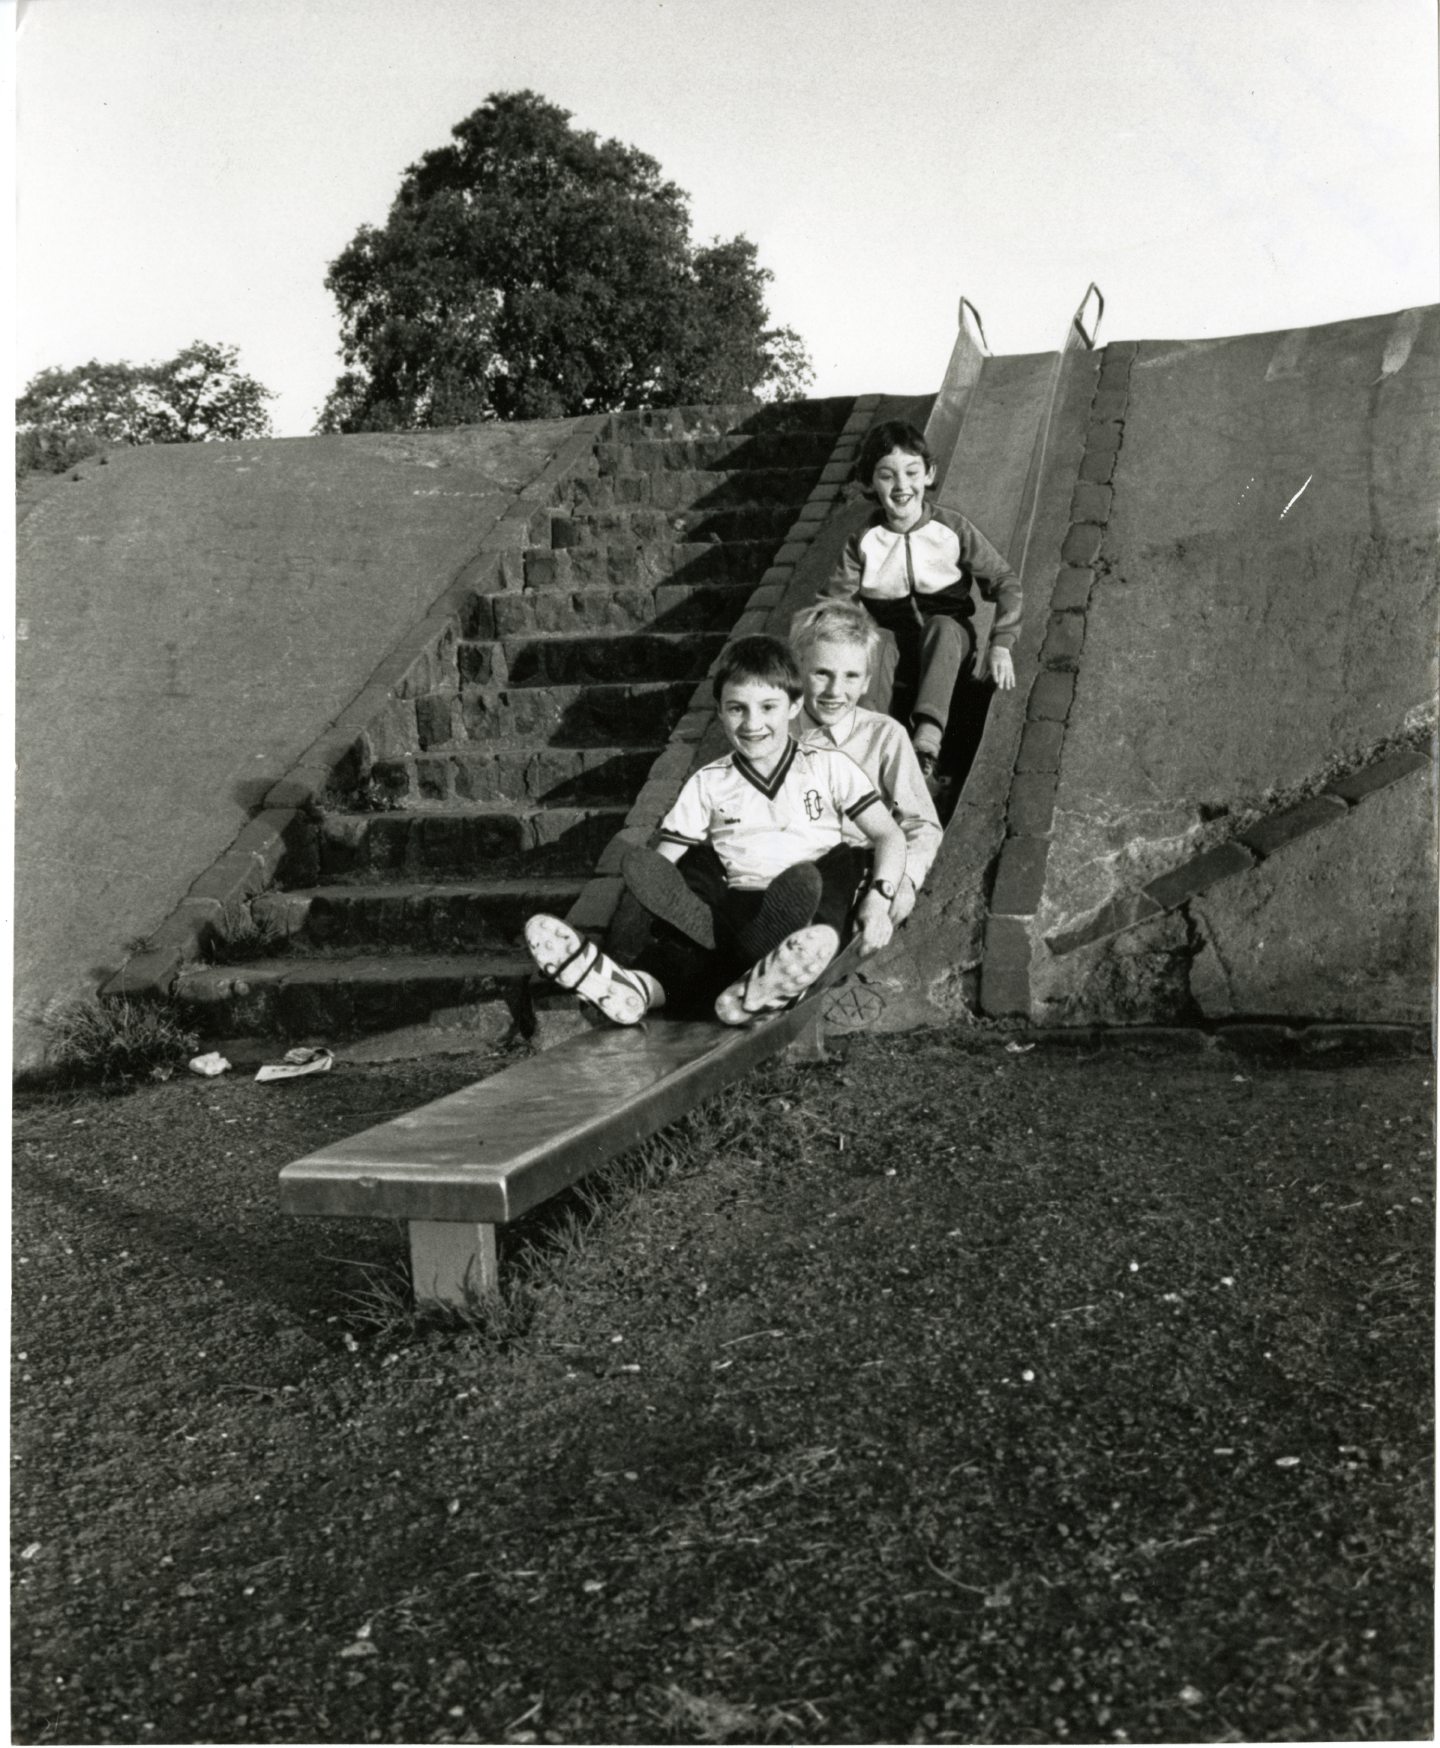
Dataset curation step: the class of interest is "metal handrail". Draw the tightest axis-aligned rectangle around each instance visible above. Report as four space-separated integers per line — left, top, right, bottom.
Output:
958 296 991 357
1072 283 1105 351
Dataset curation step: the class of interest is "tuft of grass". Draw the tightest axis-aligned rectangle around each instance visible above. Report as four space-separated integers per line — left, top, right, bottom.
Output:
39 995 199 1085
651 1683 826 1743
338 1253 537 1348
206 899 289 964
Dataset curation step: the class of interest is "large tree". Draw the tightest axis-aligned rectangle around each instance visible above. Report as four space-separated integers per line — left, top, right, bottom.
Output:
17 340 274 474
319 91 812 432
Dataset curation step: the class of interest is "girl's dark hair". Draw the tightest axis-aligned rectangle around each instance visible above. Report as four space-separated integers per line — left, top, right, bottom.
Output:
711 634 803 703
856 420 933 486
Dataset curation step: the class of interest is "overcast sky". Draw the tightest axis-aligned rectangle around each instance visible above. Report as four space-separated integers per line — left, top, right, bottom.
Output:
15 0 1439 436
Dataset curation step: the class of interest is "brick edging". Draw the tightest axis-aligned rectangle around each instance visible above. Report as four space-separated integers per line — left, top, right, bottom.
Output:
564 396 883 937
979 342 1138 1016
102 419 607 1001
1045 742 1435 957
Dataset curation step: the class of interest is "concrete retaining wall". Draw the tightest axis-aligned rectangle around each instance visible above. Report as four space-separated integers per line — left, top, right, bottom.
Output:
15 420 586 1066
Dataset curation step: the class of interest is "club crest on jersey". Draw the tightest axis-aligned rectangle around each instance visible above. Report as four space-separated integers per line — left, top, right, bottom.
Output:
803 789 824 821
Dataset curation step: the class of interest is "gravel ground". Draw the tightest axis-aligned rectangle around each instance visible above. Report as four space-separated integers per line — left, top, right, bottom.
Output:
10 1031 1434 1744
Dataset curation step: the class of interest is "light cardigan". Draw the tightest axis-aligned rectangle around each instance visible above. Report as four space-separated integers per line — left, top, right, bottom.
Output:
822 502 1022 650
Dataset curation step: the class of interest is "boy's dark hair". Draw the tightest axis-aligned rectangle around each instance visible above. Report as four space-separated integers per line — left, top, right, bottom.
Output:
711 634 803 703
856 420 933 487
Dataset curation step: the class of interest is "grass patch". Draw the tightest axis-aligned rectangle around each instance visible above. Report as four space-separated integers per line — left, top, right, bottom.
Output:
10 1038 1433 1743
35 993 199 1086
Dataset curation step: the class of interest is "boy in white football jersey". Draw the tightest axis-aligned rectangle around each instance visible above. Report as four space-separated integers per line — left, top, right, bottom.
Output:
524 635 905 1027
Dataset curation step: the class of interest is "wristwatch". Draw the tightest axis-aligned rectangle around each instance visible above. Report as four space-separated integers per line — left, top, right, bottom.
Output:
867 878 898 903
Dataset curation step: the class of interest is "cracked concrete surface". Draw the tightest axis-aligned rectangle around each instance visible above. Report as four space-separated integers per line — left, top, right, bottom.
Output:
1188 771 1435 1024
1033 307 1437 1024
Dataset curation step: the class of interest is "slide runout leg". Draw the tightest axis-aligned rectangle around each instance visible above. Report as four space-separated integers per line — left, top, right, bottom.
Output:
408 1220 499 1311
784 1009 829 1064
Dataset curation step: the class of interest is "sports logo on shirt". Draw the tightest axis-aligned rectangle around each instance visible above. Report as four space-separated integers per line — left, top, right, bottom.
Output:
803 789 824 821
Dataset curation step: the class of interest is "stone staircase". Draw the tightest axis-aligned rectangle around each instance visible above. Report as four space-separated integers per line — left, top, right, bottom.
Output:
174 400 855 1046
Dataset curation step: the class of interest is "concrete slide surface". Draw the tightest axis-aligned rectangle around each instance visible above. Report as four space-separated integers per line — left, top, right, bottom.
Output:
14 421 578 1066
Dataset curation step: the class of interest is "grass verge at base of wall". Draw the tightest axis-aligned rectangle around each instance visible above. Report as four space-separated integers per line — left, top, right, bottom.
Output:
29 994 200 1088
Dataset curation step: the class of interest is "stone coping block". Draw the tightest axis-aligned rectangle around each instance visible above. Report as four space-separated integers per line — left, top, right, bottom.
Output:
1027 671 1076 722
980 915 1032 1017
746 583 786 610
1068 484 1113 527
1144 841 1255 909
1050 566 1094 612
1008 772 1058 836
1097 357 1133 393
1090 389 1129 423
1040 615 1085 666
1324 747 1432 803
625 780 676 830
1016 719 1065 773
187 809 302 909
1061 524 1104 566
1237 794 1349 858
596 825 657 875
991 835 1051 917
1078 448 1117 486
1046 890 1163 956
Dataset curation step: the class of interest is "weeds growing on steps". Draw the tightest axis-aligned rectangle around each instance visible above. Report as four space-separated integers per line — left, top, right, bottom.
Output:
205 898 290 964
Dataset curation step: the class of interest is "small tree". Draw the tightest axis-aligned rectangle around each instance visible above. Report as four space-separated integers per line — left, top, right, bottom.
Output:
319 91 812 433
16 341 274 475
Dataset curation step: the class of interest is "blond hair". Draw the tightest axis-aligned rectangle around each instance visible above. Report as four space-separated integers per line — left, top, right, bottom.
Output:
788 601 882 663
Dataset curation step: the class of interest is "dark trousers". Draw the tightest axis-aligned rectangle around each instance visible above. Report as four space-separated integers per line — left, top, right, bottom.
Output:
610 843 870 1020
863 604 974 732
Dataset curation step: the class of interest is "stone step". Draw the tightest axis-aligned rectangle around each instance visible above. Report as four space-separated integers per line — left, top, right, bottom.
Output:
175 951 537 1044
548 504 794 550
495 630 726 689
595 432 840 475
522 538 775 591
490 581 755 639
559 465 820 512
259 877 587 952
364 743 662 809
453 679 694 748
604 399 854 441
317 804 628 880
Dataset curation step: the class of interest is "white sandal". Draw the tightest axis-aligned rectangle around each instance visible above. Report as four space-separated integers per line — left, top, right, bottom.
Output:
714 925 838 1027
523 914 660 1026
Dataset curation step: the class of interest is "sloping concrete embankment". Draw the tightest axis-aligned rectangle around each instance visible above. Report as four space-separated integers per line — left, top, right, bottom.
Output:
1029 308 1438 1027
14 421 589 1068
845 306 1437 1033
